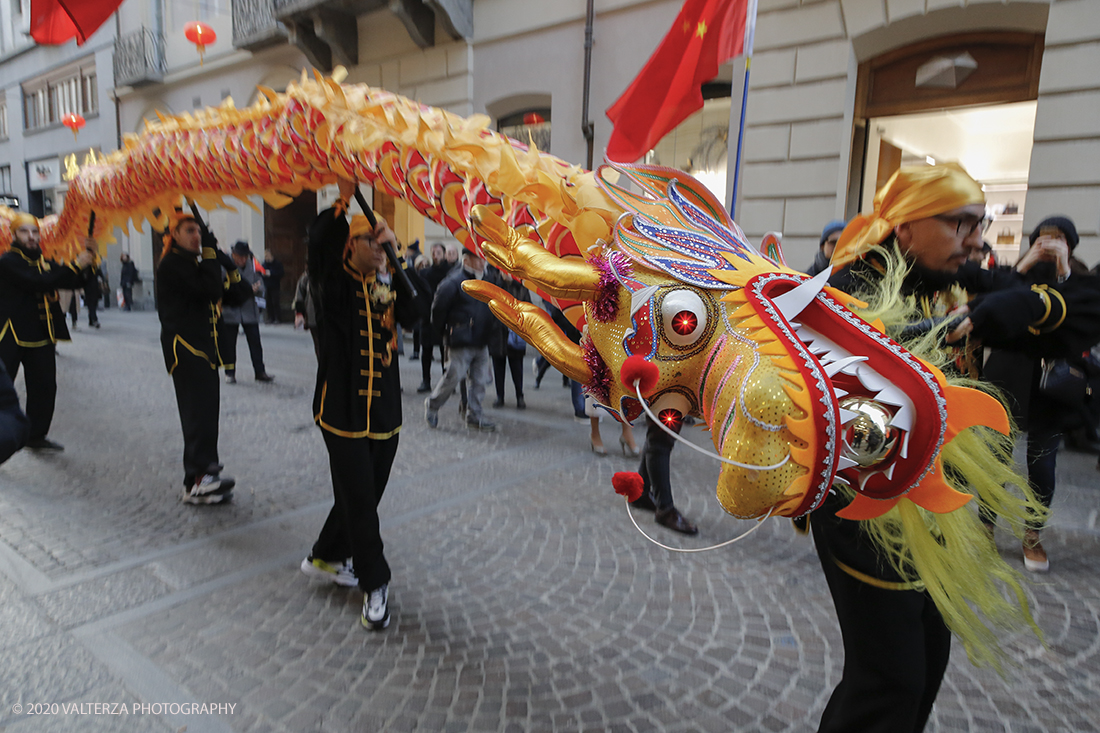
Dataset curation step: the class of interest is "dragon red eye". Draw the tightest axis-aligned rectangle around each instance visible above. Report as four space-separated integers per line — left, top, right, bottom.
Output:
671 311 697 335
658 408 683 431
661 289 708 346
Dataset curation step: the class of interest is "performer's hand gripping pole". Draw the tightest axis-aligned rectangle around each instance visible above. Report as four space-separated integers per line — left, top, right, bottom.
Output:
351 187 419 299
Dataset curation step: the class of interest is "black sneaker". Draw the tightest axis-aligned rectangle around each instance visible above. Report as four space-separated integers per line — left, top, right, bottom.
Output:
362 583 390 630
492 398 505 408
416 381 432 394
26 437 64 452
255 373 275 382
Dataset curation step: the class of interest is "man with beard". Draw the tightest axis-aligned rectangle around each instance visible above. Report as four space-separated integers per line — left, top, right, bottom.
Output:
0 213 95 452
816 164 1100 733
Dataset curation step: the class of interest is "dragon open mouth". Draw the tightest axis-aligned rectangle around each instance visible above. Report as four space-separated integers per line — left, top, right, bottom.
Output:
746 269 947 517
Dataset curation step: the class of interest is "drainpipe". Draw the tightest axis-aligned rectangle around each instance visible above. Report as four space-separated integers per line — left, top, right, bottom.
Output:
113 12 122 151
581 0 595 170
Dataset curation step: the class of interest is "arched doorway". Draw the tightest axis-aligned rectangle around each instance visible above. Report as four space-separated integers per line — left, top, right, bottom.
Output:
849 31 1045 263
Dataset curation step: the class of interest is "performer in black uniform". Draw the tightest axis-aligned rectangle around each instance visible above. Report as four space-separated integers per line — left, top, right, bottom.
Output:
818 164 1100 733
300 179 428 631
0 212 95 452
155 209 239 504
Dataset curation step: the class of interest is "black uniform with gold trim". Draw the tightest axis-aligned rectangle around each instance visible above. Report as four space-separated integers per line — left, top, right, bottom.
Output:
309 208 426 438
156 240 233 489
306 206 428 595
0 244 89 442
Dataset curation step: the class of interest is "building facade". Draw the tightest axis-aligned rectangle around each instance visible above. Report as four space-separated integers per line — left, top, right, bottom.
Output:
7 0 1097 297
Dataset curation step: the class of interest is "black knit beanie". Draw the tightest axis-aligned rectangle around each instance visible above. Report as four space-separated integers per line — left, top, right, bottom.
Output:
1029 215 1079 250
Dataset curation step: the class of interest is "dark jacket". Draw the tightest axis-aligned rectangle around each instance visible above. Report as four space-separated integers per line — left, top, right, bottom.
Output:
83 262 104 301
423 260 454 293
0 359 29 464
119 260 140 287
431 264 494 348
485 266 530 357
155 243 227 373
261 258 284 290
308 207 429 439
0 245 88 346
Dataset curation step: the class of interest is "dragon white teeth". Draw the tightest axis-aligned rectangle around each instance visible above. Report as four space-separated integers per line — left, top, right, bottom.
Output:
875 384 907 407
888 404 914 432
854 364 888 391
772 267 831 322
823 356 867 378
884 462 896 480
838 408 860 423
837 456 859 470
900 431 910 459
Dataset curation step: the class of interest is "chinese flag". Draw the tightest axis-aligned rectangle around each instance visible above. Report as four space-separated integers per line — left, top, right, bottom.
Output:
30 0 124 45
606 0 749 163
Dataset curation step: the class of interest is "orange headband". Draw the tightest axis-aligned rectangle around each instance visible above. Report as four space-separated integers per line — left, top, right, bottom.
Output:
831 163 985 268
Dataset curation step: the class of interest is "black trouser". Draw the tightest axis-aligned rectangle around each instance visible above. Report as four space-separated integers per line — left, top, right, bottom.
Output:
221 322 266 376
170 352 220 487
492 349 525 400
265 288 282 323
85 294 99 325
313 431 399 593
0 340 56 441
122 285 133 310
638 416 677 510
420 330 446 385
812 523 950 733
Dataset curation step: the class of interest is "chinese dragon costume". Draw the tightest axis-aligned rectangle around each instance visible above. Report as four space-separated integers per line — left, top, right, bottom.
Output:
0 68 1045 669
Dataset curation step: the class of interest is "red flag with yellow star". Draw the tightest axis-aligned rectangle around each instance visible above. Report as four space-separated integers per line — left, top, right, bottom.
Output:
606 0 749 163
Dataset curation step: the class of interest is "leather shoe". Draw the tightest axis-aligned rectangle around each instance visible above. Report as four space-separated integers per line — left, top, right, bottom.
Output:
26 437 64 452
630 492 657 512
416 381 432 393
655 506 698 535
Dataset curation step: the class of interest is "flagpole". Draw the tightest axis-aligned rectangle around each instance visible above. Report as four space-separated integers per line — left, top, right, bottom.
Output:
730 0 758 216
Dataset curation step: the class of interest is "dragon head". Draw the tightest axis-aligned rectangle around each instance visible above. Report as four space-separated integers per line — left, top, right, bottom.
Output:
467 163 1007 521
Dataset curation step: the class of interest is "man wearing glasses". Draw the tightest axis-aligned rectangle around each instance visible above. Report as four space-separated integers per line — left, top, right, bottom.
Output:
808 163 1100 733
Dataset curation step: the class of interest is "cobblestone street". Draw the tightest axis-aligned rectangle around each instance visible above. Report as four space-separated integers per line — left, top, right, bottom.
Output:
0 309 1098 733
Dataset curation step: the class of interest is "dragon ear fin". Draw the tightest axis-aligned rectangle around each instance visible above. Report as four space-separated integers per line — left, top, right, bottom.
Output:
759 232 786 268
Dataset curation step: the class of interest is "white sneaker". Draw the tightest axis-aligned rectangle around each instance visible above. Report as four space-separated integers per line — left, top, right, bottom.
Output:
299 556 357 587
362 583 390 630
181 487 230 505
191 474 222 495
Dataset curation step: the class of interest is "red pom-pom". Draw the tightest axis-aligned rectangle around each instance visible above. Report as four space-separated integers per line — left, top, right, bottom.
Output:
620 355 660 395
612 472 645 502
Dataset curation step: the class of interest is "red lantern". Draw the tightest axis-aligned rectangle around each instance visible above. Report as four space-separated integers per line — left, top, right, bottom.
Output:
522 112 546 125
184 21 216 64
62 113 85 139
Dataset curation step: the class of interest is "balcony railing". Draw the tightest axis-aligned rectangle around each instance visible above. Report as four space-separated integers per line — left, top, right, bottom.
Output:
113 28 166 87
233 0 287 51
